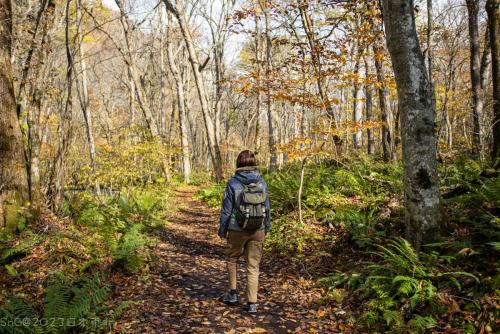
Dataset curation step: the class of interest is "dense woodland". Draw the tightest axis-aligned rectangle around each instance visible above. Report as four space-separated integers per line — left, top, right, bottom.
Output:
0 0 499 333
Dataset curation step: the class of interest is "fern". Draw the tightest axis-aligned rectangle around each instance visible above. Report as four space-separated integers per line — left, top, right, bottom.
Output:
43 275 109 333
382 309 403 327
408 315 437 333
0 275 111 334
112 224 147 272
487 242 500 251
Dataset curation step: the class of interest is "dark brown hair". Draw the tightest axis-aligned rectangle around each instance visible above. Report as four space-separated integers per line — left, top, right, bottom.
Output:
236 150 257 168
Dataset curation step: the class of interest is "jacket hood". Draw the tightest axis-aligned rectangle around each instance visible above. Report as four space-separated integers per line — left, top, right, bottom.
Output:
233 169 261 185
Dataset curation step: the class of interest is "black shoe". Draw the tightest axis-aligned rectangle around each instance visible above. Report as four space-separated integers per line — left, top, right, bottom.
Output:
221 290 239 306
244 302 257 314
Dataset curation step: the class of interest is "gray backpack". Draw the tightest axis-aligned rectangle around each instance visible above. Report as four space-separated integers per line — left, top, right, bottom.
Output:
235 183 267 231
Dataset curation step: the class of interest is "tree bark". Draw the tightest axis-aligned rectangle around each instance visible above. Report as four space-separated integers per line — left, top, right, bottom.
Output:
364 56 375 155
381 0 441 250
258 0 278 171
114 0 160 138
352 46 363 149
466 0 484 157
487 0 500 167
370 3 395 161
254 5 262 153
163 0 223 181
75 0 99 193
427 0 433 83
166 14 191 184
297 0 336 120
0 0 29 228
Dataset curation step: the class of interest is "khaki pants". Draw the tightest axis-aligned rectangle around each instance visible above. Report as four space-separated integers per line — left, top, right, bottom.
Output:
225 229 265 303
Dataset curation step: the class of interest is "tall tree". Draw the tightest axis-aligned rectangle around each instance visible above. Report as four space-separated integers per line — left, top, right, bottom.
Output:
163 0 223 181
370 3 395 161
381 0 441 250
297 0 336 119
259 0 278 171
0 0 29 227
352 46 363 149
465 0 484 157
487 0 500 167
75 0 99 192
364 55 375 155
166 13 191 184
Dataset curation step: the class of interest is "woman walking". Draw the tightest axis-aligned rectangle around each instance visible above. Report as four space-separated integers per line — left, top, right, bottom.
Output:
218 150 271 313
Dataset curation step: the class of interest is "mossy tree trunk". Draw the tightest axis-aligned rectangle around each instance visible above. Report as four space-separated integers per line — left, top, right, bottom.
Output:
0 0 29 228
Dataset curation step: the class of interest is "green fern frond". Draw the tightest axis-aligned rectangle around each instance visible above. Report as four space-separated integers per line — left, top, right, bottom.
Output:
382 309 403 327
408 315 437 333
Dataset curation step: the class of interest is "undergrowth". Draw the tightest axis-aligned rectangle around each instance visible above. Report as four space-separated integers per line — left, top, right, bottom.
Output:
198 155 499 333
0 184 172 333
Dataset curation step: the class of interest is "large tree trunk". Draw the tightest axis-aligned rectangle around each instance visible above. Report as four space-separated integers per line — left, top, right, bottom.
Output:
487 0 500 167
466 0 484 157
381 0 441 250
0 0 29 228
163 0 223 181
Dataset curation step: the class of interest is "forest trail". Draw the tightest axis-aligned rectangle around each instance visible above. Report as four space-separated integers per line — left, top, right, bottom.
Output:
113 186 342 334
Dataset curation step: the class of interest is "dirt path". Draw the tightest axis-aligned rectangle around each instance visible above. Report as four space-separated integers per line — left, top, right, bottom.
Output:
113 186 342 333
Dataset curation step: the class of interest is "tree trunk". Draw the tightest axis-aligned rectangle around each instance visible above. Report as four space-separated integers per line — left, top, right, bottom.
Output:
352 47 363 149
166 15 191 184
487 0 500 167
381 0 441 250
163 0 223 181
370 3 395 161
114 0 160 139
427 0 433 82
373 41 395 161
0 0 29 228
254 6 262 153
75 0 99 193
297 0 336 120
364 56 375 155
466 0 484 157
259 0 278 171
48 0 75 210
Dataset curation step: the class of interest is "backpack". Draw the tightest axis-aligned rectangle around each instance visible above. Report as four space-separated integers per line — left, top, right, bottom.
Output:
234 183 267 231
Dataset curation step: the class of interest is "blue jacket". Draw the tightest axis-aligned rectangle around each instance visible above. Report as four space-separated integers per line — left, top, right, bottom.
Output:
218 168 271 238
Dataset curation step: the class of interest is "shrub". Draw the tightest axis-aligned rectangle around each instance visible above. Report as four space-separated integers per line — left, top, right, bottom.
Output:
265 214 323 254
196 183 226 208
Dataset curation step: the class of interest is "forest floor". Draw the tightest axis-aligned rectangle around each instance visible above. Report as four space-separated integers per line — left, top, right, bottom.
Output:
112 186 344 334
